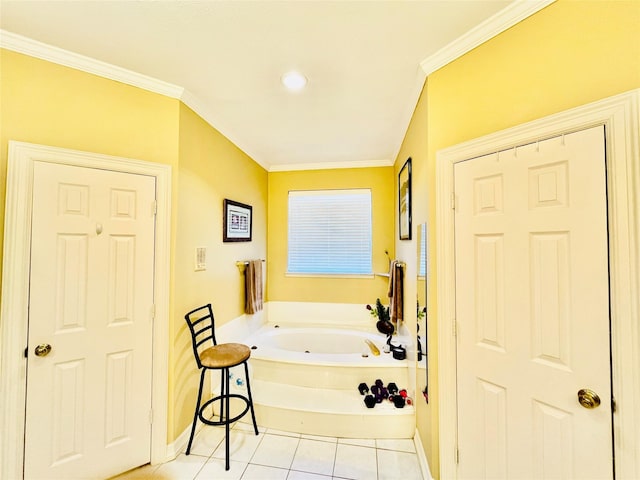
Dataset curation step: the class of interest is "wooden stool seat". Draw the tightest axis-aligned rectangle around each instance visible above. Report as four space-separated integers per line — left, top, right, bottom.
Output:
200 343 250 368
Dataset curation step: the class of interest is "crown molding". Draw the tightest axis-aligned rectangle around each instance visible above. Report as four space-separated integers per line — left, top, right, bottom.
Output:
2 0 555 173
182 88 393 173
269 158 393 172
179 89 271 171
0 29 184 98
420 0 556 75
0 29 274 169
389 68 428 168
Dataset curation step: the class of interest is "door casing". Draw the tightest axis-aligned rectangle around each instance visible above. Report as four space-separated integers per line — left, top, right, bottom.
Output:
0 142 172 479
436 90 640 479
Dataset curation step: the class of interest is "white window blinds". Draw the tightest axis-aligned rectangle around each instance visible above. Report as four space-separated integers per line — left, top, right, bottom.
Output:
288 189 372 275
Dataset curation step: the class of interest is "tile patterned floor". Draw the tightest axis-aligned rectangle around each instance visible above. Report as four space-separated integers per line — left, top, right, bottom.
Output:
113 423 426 480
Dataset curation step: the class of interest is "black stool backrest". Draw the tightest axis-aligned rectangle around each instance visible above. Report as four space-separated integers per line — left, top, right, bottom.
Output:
184 303 218 369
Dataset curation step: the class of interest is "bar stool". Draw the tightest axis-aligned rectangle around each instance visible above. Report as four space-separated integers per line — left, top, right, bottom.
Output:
184 303 259 470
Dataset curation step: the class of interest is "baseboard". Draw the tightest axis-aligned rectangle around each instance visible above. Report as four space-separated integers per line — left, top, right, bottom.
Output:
414 429 433 480
163 424 194 463
164 415 216 464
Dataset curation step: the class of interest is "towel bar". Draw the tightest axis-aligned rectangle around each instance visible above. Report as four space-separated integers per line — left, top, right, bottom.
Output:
235 259 265 267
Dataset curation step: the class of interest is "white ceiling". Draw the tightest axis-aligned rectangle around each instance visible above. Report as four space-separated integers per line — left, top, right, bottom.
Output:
0 1 550 171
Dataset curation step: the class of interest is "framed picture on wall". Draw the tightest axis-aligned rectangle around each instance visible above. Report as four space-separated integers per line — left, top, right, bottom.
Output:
223 199 252 242
398 157 412 240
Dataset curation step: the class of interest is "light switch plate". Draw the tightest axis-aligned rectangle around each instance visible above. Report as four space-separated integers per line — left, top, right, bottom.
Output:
195 247 206 271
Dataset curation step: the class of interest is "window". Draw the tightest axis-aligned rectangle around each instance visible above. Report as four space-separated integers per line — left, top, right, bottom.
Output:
288 189 372 275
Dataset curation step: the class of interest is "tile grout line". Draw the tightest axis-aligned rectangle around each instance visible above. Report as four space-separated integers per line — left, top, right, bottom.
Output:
242 426 268 477
178 424 421 480
287 433 303 473
330 438 339 479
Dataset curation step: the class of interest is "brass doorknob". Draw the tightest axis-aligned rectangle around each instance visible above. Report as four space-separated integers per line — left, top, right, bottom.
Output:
577 388 601 409
34 343 52 357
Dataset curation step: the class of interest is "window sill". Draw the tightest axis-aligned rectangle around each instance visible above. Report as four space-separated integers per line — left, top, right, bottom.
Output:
285 273 375 279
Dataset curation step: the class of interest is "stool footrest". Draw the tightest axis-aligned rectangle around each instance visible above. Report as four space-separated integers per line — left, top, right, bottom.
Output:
198 394 251 426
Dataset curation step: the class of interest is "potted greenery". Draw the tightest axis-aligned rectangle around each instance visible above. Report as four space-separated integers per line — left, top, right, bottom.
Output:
366 298 395 335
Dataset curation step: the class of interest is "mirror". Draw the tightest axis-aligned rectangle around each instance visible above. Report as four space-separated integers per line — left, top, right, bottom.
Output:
417 223 428 402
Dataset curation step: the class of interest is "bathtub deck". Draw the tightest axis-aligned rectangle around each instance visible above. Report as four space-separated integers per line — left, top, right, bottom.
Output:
245 324 415 438
251 379 415 439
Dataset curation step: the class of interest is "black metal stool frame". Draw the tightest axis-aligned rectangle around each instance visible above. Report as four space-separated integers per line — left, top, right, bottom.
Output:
184 304 259 470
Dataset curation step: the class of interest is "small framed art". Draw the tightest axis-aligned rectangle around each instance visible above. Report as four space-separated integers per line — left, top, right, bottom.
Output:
223 199 252 242
398 157 412 240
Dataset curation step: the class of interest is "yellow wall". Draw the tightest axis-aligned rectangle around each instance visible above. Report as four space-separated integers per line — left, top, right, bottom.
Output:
395 1 640 477
0 49 180 285
0 49 269 444
391 82 434 471
0 49 178 442
267 167 394 304
172 103 267 439
428 0 640 153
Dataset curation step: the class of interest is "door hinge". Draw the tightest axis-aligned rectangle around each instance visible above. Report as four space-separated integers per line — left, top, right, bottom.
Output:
452 319 457 337
611 396 617 413
24 346 28 358
150 304 156 321
451 192 457 210
456 447 460 464
151 200 157 216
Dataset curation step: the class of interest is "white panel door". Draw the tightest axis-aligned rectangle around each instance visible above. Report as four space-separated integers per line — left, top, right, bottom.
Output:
25 162 156 479
455 126 612 479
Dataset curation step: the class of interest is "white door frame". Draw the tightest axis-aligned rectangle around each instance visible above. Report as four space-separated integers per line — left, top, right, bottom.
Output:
0 142 172 479
436 90 640 479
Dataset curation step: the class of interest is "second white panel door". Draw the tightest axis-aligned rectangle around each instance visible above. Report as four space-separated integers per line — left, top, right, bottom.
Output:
454 126 612 479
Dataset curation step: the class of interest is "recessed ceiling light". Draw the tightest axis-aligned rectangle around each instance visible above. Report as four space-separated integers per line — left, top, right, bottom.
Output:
281 71 307 91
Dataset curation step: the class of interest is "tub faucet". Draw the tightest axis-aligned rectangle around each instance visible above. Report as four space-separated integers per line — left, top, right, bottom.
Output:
364 339 380 356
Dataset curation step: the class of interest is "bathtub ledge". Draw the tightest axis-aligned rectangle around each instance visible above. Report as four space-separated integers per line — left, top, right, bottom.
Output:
251 379 415 439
